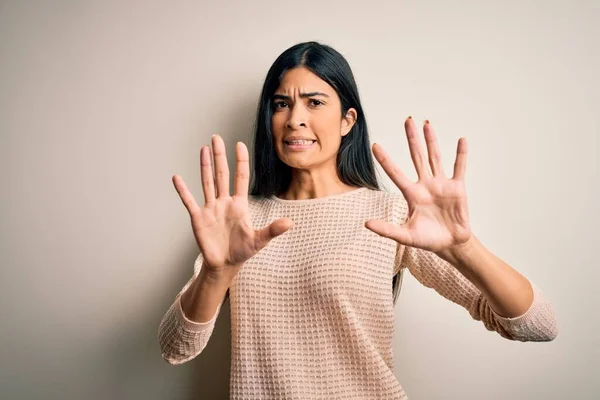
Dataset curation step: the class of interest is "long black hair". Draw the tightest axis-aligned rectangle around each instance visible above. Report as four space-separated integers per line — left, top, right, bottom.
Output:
248 41 403 305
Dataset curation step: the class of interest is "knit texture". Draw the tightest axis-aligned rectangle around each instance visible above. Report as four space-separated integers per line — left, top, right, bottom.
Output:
158 187 558 399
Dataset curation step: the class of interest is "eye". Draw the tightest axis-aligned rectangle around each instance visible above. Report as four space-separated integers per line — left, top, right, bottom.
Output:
274 101 288 110
273 99 323 109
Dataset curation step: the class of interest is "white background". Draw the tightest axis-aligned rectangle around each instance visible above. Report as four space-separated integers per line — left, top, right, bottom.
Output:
1 1 597 399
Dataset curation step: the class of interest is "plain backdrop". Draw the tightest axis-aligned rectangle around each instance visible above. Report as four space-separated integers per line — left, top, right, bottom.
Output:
1 1 598 399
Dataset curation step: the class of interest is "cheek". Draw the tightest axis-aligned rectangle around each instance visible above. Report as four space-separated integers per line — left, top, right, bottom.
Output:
270 115 284 139
271 113 281 129
324 117 342 133
271 114 291 140
316 116 343 144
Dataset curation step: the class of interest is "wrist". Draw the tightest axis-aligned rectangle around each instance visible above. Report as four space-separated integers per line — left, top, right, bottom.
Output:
436 234 478 267
201 261 239 285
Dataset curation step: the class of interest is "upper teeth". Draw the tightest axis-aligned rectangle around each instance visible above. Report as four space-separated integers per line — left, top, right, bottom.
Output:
287 140 313 145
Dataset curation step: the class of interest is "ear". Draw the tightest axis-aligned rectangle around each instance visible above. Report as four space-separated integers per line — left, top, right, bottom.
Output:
341 108 357 137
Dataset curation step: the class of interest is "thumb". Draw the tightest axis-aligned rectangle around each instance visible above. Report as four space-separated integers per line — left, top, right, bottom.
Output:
256 218 294 248
365 219 412 245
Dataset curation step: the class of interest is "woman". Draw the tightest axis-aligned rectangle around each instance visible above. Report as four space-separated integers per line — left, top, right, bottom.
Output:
158 41 557 399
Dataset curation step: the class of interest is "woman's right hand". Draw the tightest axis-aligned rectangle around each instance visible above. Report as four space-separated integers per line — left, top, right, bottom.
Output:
172 134 293 280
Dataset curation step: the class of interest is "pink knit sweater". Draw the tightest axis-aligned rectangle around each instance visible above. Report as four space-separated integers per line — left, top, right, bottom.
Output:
158 187 558 399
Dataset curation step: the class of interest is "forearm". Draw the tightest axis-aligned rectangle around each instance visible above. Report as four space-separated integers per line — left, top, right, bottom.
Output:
180 262 235 323
436 235 534 318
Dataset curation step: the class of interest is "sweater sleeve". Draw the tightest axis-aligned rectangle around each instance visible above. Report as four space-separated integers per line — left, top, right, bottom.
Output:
158 252 227 365
396 244 558 342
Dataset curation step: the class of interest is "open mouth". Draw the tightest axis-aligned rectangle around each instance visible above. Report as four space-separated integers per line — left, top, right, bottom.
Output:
284 140 316 145
284 140 316 151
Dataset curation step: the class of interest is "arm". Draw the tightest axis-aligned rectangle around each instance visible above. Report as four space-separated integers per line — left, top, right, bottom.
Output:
396 243 558 342
436 234 535 318
369 118 558 342
157 253 231 365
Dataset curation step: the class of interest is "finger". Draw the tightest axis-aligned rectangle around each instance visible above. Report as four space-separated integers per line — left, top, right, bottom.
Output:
452 137 468 181
233 142 250 199
364 219 413 247
172 174 200 215
200 146 216 205
405 116 430 180
256 218 294 249
212 134 230 198
423 120 446 178
372 143 412 193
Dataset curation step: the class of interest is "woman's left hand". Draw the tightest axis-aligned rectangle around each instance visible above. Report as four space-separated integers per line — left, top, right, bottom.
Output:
365 117 473 255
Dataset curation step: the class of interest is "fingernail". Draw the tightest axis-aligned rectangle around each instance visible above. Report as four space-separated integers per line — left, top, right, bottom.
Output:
406 116 412 120
424 119 430 125
212 134 217 138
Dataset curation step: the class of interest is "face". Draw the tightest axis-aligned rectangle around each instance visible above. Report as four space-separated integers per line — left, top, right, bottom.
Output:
271 67 357 171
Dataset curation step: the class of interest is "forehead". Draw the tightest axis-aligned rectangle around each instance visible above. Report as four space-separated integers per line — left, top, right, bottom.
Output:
276 67 334 94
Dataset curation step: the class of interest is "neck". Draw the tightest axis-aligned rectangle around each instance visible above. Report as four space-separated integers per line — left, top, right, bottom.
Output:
279 173 356 200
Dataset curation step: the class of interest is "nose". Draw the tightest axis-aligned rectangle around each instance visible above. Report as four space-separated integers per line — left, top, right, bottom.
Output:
285 103 307 130
286 120 306 129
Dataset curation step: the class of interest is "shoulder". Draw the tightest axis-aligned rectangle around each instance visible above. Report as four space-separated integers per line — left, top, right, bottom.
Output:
363 188 408 223
349 187 406 225
362 187 407 208
247 194 271 216
248 194 270 205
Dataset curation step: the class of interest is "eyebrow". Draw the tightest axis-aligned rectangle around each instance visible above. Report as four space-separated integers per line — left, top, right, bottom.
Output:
272 92 330 100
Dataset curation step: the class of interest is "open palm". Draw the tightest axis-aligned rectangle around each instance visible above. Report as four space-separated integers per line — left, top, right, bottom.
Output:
365 117 472 253
172 135 293 279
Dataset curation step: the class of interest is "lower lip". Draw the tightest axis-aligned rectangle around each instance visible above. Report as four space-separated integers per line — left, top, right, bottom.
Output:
284 141 316 151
